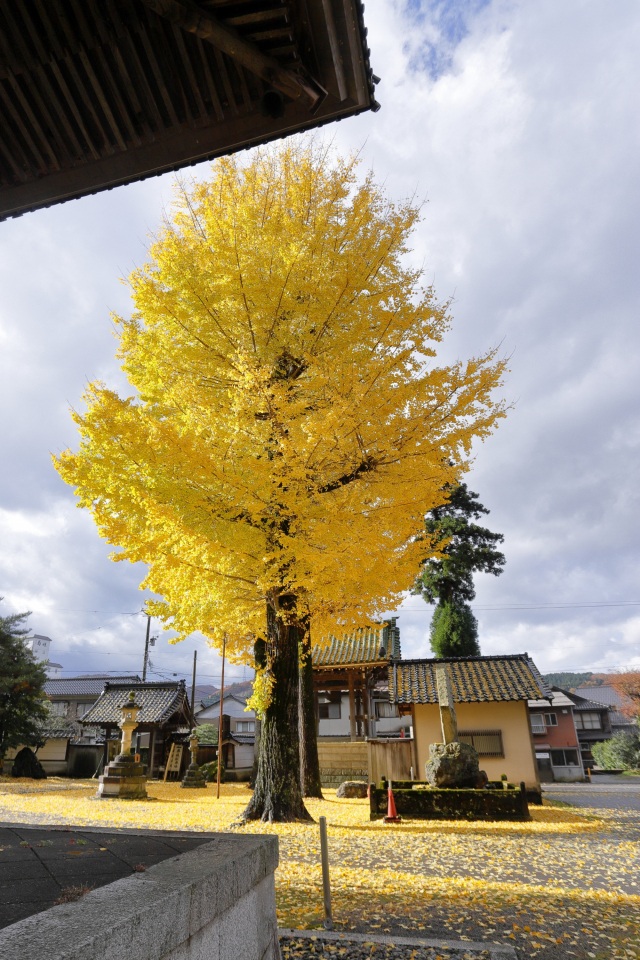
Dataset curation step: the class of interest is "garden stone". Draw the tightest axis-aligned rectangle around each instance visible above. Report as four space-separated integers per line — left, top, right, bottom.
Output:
336 780 368 798
425 741 480 788
11 747 46 779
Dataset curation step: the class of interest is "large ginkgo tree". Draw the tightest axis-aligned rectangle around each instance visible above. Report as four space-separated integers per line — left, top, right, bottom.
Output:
55 142 507 821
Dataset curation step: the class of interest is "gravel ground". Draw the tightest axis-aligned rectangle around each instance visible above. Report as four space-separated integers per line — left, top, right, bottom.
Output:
279 931 509 960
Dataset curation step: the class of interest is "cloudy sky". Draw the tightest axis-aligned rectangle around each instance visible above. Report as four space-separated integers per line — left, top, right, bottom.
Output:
1 0 639 689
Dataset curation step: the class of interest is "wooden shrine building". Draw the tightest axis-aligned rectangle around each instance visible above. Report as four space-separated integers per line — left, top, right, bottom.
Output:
0 0 379 221
82 679 192 778
312 618 401 740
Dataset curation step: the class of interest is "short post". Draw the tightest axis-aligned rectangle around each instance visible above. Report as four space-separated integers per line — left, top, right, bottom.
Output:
586 767 592 782
319 816 333 930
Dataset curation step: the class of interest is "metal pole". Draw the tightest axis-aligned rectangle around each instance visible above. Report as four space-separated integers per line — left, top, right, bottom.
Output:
190 650 197 724
142 615 151 681
319 816 333 930
216 634 226 799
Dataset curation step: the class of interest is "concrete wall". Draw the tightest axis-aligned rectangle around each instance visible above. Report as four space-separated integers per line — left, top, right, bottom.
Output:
4 738 70 776
413 701 540 789
317 739 368 786
0 834 280 960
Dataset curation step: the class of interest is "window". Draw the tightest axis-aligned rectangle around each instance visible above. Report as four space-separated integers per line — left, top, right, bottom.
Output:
49 701 69 717
544 713 557 726
374 700 398 719
459 730 504 757
236 720 255 733
575 712 603 730
318 701 341 720
530 715 546 734
551 749 580 766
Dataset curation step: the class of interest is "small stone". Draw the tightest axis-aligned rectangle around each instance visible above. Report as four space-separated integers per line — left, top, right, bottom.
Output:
336 780 368 798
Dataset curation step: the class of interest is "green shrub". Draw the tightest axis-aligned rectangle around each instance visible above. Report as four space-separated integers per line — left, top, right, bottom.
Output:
199 760 223 782
592 731 640 770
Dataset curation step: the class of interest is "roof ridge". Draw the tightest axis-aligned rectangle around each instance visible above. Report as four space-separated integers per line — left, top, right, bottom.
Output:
397 653 532 665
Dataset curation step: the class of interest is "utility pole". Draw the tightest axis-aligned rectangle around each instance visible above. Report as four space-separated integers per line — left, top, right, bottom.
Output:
216 634 226 799
190 650 197 724
142 615 151 681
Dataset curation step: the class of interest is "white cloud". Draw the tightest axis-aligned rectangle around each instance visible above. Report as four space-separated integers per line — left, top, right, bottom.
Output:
1 0 640 679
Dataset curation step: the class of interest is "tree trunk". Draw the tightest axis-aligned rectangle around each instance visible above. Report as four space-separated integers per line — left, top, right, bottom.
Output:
299 631 323 799
242 593 313 822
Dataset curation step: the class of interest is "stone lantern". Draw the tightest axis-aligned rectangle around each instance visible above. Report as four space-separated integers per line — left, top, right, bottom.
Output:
97 691 148 799
119 690 142 757
181 729 207 789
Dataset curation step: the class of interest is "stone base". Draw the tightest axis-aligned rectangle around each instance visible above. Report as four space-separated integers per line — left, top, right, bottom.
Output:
98 754 148 799
181 762 207 789
425 741 481 788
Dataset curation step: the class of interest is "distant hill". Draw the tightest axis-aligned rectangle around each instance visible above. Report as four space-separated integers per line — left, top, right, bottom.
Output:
193 684 218 702
543 672 604 691
222 679 254 700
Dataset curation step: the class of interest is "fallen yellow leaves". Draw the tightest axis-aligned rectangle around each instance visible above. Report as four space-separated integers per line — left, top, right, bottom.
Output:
1 778 638 960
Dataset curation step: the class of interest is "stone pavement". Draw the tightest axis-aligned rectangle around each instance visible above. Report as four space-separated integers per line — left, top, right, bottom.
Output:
543 774 640 812
0 823 214 930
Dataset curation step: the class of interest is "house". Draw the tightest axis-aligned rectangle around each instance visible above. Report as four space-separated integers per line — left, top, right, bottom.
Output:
562 690 613 768
82 680 192 778
389 654 549 790
44 675 141 738
3 717 77 777
24 634 63 678
0 2 378 222
3 673 141 777
574 684 637 736
528 688 584 782
195 689 256 778
312 619 402 740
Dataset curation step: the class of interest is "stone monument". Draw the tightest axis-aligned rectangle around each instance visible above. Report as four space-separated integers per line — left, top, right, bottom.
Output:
97 691 148 799
425 664 482 788
181 729 207 788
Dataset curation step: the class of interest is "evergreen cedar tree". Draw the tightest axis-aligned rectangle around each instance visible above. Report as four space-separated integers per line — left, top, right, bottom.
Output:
0 609 48 761
414 483 506 658
54 143 507 821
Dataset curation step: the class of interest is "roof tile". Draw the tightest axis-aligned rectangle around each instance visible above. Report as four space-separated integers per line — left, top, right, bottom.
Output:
82 681 188 725
44 676 140 698
312 619 400 668
390 654 547 704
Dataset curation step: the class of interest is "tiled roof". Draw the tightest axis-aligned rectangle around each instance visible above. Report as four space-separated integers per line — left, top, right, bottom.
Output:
390 654 548 704
610 710 636 726
563 691 612 712
312 619 401 668
529 687 575 709
82 681 188 726
574 685 632 709
44 676 140 698
228 733 255 746
43 720 78 740
200 692 247 710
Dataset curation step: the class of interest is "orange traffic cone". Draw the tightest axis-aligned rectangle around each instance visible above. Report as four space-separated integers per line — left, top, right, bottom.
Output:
383 783 402 823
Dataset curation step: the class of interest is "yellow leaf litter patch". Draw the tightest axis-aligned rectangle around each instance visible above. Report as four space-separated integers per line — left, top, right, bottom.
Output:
2 780 638 959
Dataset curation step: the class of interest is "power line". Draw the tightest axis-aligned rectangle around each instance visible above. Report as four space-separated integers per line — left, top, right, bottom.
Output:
397 600 640 610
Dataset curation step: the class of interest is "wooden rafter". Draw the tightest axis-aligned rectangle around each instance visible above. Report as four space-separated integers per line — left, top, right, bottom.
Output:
141 0 327 112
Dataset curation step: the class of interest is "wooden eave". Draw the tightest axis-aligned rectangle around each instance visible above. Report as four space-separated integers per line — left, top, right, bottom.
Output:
0 0 379 220
313 662 388 688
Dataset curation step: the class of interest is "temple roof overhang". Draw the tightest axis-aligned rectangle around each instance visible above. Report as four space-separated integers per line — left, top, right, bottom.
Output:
0 0 378 220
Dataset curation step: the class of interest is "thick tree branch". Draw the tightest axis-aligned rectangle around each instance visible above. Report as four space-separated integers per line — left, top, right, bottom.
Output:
317 455 378 494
